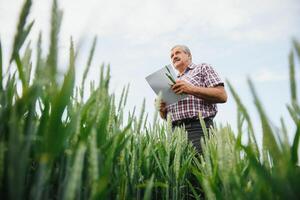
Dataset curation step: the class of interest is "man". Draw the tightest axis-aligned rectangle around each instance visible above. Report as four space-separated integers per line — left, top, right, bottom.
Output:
159 45 227 153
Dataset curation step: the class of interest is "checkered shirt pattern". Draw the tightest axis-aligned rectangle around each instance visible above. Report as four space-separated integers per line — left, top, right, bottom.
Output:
166 63 224 122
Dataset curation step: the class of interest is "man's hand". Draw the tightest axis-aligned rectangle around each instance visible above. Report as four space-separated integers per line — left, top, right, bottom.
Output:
156 100 167 119
171 80 194 95
171 80 227 103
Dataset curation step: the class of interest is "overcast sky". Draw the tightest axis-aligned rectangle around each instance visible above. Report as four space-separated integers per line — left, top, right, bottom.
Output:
1 0 300 142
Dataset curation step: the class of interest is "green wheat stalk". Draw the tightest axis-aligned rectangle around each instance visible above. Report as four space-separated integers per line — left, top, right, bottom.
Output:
165 65 176 84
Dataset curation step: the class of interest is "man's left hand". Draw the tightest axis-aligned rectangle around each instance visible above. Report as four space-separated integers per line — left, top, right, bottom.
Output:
171 80 194 95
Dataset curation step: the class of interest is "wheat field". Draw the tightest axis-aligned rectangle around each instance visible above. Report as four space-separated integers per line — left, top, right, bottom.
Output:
0 0 299 199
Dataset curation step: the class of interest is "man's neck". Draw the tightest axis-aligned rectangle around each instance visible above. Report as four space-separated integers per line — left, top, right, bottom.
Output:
178 62 191 75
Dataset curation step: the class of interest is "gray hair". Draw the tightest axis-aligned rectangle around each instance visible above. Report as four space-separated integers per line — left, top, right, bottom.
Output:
171 45 192 61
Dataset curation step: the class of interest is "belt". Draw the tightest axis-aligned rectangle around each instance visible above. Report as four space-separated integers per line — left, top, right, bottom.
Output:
172 116 213 127
172 117 213 127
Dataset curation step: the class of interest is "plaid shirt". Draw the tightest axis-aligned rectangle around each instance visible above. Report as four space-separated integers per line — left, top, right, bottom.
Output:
166 63 224 122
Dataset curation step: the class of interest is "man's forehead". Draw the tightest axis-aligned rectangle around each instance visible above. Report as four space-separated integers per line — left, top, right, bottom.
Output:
171 47 183 52
171 47 184 55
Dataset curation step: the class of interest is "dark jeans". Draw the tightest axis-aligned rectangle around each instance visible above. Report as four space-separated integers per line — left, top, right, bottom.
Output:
172 117 213 154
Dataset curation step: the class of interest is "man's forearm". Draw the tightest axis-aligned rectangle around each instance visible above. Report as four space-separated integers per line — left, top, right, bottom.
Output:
189 85 227 103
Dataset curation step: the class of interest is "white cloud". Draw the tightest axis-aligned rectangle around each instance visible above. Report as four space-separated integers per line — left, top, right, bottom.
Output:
253 68 287 82
1 0 299 48
79 0 300 42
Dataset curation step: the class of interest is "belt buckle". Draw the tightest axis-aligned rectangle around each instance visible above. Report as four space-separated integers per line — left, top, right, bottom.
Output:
173 119 183 127
177 119 183 126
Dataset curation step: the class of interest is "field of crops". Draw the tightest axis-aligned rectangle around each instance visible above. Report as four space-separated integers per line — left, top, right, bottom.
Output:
0 0 299 199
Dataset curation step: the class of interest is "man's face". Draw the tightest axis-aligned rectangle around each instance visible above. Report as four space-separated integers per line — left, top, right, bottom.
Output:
170 47 191 72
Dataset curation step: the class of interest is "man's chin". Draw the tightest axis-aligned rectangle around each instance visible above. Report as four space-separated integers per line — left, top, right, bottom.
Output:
173 64 181 70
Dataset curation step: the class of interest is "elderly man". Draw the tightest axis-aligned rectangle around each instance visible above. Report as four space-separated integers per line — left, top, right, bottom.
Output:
160 45 227 153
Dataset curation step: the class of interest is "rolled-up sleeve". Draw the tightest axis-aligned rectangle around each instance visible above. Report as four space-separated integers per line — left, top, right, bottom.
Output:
202 64 224 87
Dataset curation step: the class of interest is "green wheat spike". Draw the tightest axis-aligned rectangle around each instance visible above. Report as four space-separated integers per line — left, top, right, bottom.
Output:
21 42 32 85
280 117 290 147
173 133 181 180
88 128 99 199
143 113 149 129
47 0 63 81
10 0 33 63
289 50 297 103
105 64 111 89
81 36 97 99
9 0 34 90
293 39 300 61
63 143 87 200
123 83 130 107
99 63 104 88
15 53 27 90
137 98 146 134
118 85 126 112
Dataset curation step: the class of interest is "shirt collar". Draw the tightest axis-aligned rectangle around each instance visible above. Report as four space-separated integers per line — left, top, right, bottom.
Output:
188 63 196 69
177 63 195 78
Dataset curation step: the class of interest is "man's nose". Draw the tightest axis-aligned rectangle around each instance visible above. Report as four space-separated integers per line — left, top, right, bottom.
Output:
172 56 178 62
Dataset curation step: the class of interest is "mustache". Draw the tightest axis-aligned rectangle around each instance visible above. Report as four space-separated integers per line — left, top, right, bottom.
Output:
173 58 180 62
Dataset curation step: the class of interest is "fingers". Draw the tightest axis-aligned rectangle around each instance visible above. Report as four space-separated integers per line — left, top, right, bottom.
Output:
171 80 184 89
154 99 167 119
171 80 192 94
159 102 167 119
159 107 166 113
171 81 184 94
160 102 166 109
154 100 166 109
173 88 183 94
171 84 181 92
155 99 166 105
171 84 178 90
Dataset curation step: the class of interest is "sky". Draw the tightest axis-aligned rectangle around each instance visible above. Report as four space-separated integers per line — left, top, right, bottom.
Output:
1 0 300 144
